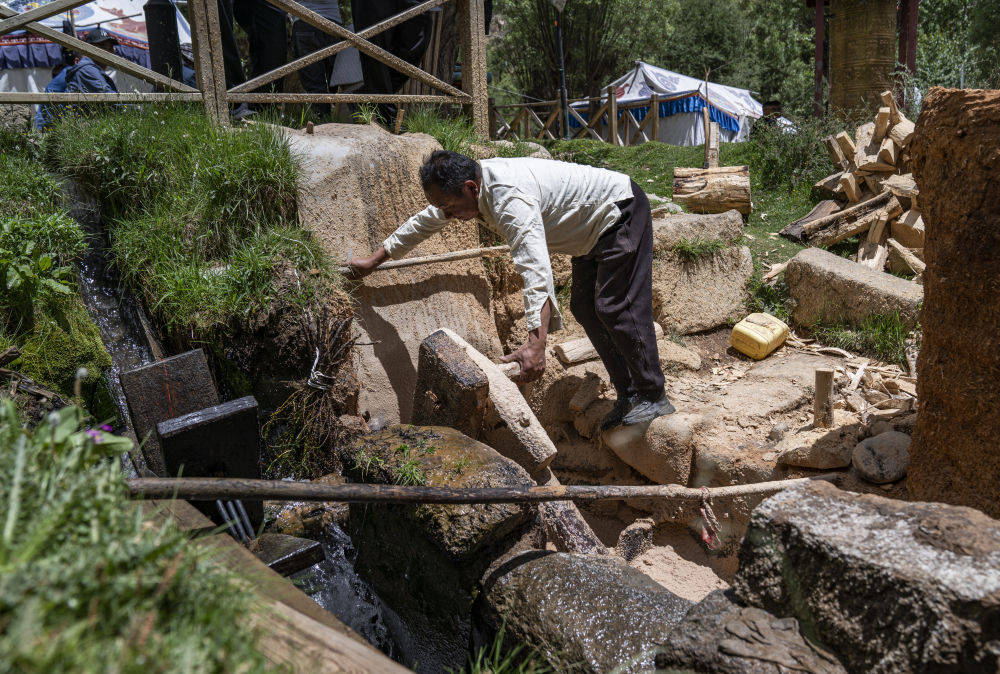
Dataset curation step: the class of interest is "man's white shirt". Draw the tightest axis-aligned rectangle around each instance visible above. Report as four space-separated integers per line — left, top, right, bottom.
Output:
382 157 632 332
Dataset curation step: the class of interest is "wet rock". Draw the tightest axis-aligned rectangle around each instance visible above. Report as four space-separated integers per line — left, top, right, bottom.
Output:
852 430 910 483
251 533 324 576
270 473 350 538
784 247 922 329
345 426 537 673
603 412 700 485
654 589 846 673
734 480 1000 672
478 551 692 673
908 88 1000 518
653 245 754 334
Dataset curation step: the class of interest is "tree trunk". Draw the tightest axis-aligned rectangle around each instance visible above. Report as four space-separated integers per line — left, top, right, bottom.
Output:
672 166 751 215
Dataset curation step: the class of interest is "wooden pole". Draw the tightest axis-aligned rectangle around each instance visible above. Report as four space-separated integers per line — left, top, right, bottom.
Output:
814 368 835 428
127 474 840 504
458 0 489 137
607 84 619 146
814 0 824 117
340 244 509 275
650 93 659 142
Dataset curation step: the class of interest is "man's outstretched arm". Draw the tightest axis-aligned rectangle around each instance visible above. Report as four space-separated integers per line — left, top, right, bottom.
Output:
347 246 388 278
500 297 552 383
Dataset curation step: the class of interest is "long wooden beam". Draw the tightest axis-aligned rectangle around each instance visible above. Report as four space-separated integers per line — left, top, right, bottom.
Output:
0 0 90 36
228 92 466 105
0 4 196 93
0 92 203 103
230 0 449 94
128 474 839 504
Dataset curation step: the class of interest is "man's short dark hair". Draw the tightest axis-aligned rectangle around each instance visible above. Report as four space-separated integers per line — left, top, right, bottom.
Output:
419 150 481 194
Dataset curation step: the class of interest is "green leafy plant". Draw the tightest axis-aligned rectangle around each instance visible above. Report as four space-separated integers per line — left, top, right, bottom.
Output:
455 622 552 674
352 103 385 126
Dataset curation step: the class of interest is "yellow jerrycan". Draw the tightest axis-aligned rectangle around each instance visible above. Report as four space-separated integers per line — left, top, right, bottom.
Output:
730 313 789 360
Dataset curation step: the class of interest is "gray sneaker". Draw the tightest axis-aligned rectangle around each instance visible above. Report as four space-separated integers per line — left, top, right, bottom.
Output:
622 393 676 425
601 394 636 431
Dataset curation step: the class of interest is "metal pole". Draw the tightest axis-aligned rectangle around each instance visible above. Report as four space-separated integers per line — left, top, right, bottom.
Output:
144 0 183 83
555 9 569 139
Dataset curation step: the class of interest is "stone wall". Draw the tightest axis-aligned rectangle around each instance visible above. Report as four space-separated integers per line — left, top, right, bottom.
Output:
907 88 1000 517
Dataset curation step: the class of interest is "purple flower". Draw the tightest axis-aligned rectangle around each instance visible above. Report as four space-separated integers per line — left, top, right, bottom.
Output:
85 429 103 442
99 424 113 432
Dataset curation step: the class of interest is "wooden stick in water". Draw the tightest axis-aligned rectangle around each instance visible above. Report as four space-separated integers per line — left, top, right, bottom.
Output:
127 474 840 504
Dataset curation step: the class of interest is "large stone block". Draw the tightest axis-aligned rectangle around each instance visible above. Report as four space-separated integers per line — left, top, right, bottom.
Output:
652 209 745 250
734 480 1000 672
784 247 922 328
411 329 489 439
908 88 1000 518
119 348 219 476
478 551 693 673
343 426 536 673
653 245 753 334
654 589 846 673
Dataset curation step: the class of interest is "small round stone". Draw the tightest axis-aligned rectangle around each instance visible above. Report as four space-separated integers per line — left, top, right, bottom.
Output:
852 431 911 484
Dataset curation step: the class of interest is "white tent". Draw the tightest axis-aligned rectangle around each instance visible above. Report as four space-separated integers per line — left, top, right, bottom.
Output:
571 61 764 146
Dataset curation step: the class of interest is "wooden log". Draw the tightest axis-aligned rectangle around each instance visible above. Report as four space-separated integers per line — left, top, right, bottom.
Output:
780 199 842 241
889 117 916 148
835 131 857 162
536 468 606 554
672 167 751 215
878 137 898 166
555 323 664 365
839 172 862 203
887 238 926 274
873 106 891 142
883 173 918 199
341 244 509 274
862 174 881 195
607 84 619 146
881 90 902 124
126 474 841 504
892 209 924 248
853 121 878 171
857 212 890 270
705 118 720 169
800 189 892 238
814 368 835 428
673 165 747 177
804 192 901 247
823 135 850 171
813 171 847 201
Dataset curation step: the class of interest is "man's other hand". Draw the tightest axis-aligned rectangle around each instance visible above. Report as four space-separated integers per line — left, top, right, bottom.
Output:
500 339 546 383
345 247 388 279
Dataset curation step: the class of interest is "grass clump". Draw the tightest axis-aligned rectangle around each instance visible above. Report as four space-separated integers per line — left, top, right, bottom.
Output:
671 237 726 261
455 623 551 674
43 106 323 333
0 401 270 672
403 106 535 157
812 313 911 366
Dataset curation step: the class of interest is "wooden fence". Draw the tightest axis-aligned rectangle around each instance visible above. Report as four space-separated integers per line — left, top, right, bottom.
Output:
0 0 489 134
490 85 664 146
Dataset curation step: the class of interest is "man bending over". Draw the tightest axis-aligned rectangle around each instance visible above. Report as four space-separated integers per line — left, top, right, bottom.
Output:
348 151 674 429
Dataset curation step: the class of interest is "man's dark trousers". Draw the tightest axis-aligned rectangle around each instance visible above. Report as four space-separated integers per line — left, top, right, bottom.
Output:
570 180 665 401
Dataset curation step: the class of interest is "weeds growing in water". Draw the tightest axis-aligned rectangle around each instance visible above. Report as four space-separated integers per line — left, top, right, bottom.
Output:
670 237 727 262
0 402 270 671
812 313 912 366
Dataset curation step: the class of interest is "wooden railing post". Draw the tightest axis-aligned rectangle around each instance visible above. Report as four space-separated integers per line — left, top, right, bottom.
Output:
650 93 659 143
458 0 488 137
607 85 618 146
189 0 227 125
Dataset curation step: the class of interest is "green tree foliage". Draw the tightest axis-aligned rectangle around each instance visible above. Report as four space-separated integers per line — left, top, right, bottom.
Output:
917 0 999 90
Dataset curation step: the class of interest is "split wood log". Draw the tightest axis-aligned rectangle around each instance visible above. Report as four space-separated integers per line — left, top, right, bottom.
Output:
883 173 918 200
878 137 898 165
780 199 842 241
873 107 891 142
672 166 751 215
839 172 862 203
881 90 902 124
834 131 857 163
813 171 846 201
823 135 850 171
807 195 902 248
853 121 877 171
862 174 881 195
889 117 916 148
762 261 788 283
814 368 835 428
339 244 509 274
125 474 841 504
536 467 607 555
857 212 890 270
799 190 893 246
887 238 926 274
705 120 720 169
555 323 664 365
892 209 925 248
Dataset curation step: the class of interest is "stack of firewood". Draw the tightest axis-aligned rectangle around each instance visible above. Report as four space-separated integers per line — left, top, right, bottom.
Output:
781 90 925 279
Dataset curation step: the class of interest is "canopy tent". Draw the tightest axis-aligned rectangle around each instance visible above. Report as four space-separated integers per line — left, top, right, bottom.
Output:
0 0 191 93
571 61 764 146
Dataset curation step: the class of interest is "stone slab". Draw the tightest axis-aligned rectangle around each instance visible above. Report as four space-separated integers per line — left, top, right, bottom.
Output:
478 551 693 673
651 208 745 250
157 395 262 528
653 245 754 334
410 329 489 438
252 532 324 577
119 348 219 476
784 247 922 328
734 480 1000 672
